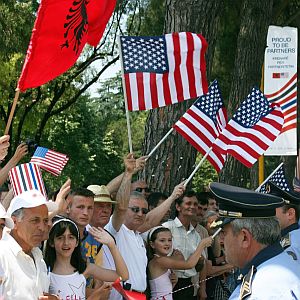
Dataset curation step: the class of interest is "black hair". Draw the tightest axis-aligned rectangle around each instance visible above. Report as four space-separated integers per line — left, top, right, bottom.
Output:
196 191 214 206
146 227 171 260
147 192 168 209
175 190 197 216
44 219 86 274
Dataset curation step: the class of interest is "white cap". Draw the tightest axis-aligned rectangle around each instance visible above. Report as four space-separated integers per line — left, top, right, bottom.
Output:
7 190 57 216
0 203 14 229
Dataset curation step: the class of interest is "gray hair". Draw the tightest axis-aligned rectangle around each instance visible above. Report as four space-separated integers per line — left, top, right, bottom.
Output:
11 208 24 221
130 191 146 201
203 210 218 226
231 217 281 246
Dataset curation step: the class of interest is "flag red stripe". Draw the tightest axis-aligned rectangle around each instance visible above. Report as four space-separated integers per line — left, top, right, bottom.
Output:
124 74 133 111
188 109 218 138
172 33 184 101
186 32 196 98
281 123 297 133
24 164 33 190
33 164 47 197
197 34 208 94
136 73 146 111
284 113 297 124
150 73 159 109
225 124 269 150
226 149 254 168
162 73 172 106
284 106 297 117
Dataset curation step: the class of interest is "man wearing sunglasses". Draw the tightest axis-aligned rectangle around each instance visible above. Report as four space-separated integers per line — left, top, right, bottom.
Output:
106 170 185 298
131 180 151 199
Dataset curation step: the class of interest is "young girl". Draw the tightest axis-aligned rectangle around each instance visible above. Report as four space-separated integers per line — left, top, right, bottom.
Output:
44 218 129 300
147 226 213 300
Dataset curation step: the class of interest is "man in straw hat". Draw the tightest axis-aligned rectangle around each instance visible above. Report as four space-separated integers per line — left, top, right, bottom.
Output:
209 182 300 299
0 190 59 299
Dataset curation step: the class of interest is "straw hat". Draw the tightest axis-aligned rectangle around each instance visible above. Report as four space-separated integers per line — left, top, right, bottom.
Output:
87 185 116 203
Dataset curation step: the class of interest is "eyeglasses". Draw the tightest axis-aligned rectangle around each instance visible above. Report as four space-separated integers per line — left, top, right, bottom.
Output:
135 187 151 193
128 206 149 215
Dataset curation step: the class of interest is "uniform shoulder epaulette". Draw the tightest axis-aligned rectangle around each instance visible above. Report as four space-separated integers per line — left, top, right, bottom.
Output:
239 265 256 300
280 233 291 249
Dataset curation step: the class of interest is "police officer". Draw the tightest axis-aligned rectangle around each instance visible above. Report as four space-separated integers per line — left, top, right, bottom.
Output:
267 182 300 262
209 182 300 300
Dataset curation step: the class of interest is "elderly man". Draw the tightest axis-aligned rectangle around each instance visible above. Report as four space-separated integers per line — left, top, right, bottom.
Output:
209 182 300 299
0 190 58 300
105 162 184 297
268 182 300 262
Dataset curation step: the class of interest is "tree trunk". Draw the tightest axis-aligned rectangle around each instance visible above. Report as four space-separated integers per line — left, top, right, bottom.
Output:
142 0 224 194
220 0 273 188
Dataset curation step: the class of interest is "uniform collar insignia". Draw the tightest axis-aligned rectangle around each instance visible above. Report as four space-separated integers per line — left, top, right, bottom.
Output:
239 265 256 300
280 233 291 249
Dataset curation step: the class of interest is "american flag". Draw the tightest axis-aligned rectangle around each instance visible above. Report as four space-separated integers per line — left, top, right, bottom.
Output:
120 32 208 111
212 88 284 168
258 164 290 193
173 80 227 172
265 72 297 134
9 163 47 197
30 146 69 176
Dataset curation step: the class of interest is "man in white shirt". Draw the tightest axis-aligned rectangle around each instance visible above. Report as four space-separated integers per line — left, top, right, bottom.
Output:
0 190 59 300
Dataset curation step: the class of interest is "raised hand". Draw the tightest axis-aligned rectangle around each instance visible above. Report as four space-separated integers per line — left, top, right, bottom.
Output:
89 227 115 247
169 181 185 200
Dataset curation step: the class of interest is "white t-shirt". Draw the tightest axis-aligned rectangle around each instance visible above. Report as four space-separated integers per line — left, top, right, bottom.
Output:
49 271 86 300
105 218 147 293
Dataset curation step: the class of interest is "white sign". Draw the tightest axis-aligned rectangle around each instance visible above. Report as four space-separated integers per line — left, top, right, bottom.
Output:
264 25 298 156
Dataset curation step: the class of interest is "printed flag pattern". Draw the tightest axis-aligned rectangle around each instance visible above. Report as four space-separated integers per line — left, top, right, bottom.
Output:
259 164 291 193
265 72 297 134
9 163 47 197
18 0 116 91
212 88 284 168
30 147 69 176
120 32 208 111
173 80 227 172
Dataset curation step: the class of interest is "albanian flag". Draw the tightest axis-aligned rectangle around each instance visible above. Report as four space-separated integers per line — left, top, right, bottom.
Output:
18 0 116 92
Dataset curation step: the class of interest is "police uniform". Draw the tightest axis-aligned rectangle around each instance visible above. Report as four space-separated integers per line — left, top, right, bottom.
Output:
267 182 300 263
209 182 300 300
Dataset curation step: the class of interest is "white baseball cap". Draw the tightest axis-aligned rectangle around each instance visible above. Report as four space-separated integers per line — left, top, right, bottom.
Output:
7 190 58 216
0 203 14 229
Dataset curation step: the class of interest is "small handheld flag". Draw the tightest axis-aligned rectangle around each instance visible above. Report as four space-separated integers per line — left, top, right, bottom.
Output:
174 80 227 172
30 147 69 176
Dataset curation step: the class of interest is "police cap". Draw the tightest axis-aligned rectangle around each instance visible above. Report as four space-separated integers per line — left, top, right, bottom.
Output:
267 182 300 206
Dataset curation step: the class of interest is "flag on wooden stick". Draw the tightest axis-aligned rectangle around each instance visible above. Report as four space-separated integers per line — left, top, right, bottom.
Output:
173 80 227 172
212 88 284 168
17 0 116 91
119 32 208 111
9 163 47 197
30 146 69 176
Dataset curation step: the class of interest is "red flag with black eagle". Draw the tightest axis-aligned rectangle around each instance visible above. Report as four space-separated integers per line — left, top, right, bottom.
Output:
18 0 116 92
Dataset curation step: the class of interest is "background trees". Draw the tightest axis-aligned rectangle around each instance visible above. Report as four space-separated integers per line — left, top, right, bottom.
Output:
0 0 299 193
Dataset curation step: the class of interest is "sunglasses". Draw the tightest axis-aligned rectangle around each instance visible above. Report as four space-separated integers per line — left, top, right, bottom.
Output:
128 206 149 215
135 187 151 193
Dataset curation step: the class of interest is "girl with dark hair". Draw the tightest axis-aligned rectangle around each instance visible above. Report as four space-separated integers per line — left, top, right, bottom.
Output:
147 226 213 300
44 218 128 299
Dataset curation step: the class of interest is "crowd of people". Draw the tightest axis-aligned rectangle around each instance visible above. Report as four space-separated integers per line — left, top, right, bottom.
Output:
0 136 300 300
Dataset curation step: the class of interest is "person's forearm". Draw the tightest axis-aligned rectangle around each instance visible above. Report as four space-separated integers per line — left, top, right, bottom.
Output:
0 156 19 187
108 244 129 281
107 172 124 194
140 195 175 232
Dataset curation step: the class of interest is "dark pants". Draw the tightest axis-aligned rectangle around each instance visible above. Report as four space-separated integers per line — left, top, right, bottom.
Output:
173 277 194 300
